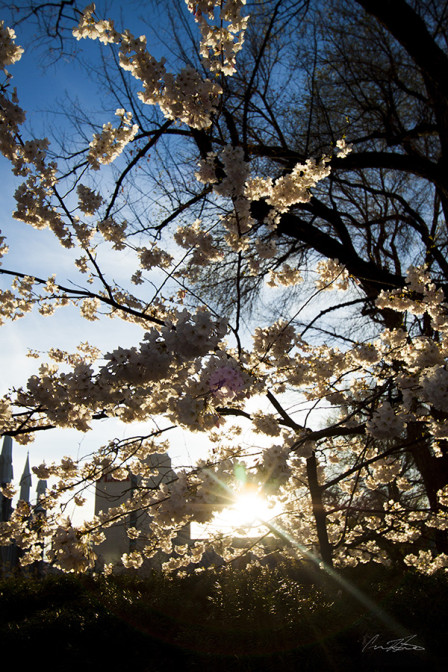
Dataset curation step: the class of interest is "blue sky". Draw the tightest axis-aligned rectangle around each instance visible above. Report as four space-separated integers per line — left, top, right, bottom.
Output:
0 1 206 518
0 0 328 526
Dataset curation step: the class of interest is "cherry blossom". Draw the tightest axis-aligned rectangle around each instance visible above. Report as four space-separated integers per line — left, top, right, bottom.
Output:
0 5 447 577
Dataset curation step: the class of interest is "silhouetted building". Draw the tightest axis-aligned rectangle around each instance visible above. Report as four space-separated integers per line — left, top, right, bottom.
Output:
94 452 190 571
0 436 47 573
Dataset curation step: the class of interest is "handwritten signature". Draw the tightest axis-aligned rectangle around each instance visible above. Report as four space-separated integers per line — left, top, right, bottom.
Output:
363 634 425 654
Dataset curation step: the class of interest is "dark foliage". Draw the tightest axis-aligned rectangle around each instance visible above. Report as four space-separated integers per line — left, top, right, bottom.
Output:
0 564 447 671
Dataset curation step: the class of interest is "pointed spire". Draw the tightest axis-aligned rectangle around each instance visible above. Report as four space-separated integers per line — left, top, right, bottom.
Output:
0 435 13 484
36 479 47 498
19 453 32 503
35 479 47 514
0 436 13 523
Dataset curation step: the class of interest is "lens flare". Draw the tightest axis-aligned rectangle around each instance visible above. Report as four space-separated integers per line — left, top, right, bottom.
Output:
214 485 282 532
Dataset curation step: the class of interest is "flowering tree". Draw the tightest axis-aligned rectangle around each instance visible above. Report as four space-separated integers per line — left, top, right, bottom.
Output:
0 0 448 575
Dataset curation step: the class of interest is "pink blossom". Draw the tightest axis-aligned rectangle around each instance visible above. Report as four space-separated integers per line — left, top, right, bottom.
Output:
208 365 244 400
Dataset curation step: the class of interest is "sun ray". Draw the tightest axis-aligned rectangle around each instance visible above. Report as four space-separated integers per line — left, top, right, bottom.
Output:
213 484 283 534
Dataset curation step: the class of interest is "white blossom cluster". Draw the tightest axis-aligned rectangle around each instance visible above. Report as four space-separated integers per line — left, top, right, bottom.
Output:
376 265 446 322
0 21 24 70
160 66 221 129
138 245 173 270
72 4 116 43
0 43 73 248
252 319 297 364
0 275 36 325
251 412 281 437
400 336 444 373
74 7 222 129
255 239 277 259
76 184 103 215
14 172 72 248
0 483 16 498
208 364 245 401
0 85 26 168
257 443 291 486
9 137 49 178
0 229 8 264
87 109 138 169
80 297 100 321
365 402 405 440
122 551 144 569
2 3 448 578
266 158 331 213
315 258 350 291
351 343 381 367
0 33 73 248
186 0 249 76
198 146 332 231
196 145 333 261
97 218 127 250
420 366 448 412
266 264 303 288
154 465 226 528
0 398 12 435
404 550 448 575
199 146 255 247
366 456 402 486
162 309 227 360
195 151 219 184
335 138 353 158
214 145 251 199
174 220 223 266
6 309 225 436
372 267 448 427
46 518 97 573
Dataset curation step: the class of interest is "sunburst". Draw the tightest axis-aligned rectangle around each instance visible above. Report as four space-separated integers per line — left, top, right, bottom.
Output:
214 484 282 533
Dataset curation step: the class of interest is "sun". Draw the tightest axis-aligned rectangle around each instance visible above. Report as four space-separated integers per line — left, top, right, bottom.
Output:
213 485 282 534
231 490 273 525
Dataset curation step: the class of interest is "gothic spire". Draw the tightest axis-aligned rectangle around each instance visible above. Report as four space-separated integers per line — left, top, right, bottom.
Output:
0 435 13 484
19 453 32 503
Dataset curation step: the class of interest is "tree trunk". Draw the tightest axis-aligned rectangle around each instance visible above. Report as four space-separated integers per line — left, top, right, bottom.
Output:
407 422 448 554
306 452 334 567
